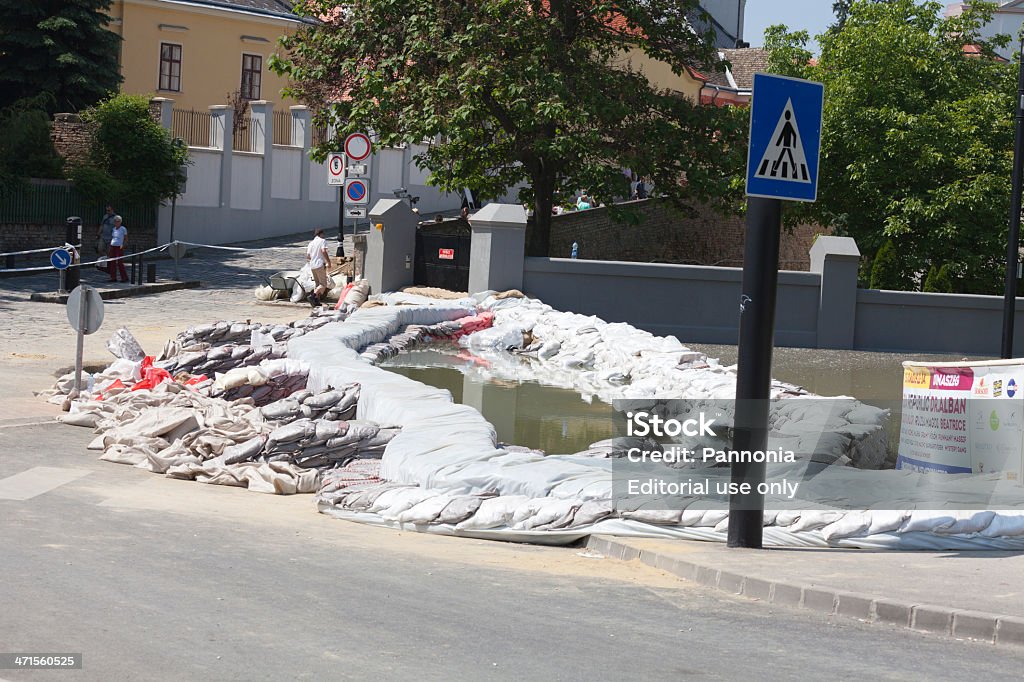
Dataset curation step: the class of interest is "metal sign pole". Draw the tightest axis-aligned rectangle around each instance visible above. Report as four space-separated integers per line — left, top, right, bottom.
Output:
71 285 89 400
728 197 782 549
1002 36 1024 359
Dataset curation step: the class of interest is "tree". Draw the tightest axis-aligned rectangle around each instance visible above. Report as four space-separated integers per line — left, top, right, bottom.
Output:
830 0 897 32
0 95 66 197
923 262 954 292
71 94 190 206
764 0 1015 294
869 239 907 290
270 0 748 255
0 0 122 114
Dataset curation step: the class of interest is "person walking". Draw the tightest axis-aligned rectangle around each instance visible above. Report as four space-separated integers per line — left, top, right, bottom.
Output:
106 215 128 283
97 205 116 262
306 228 332 306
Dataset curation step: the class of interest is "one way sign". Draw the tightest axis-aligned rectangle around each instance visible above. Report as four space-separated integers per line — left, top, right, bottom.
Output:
745 73 823 203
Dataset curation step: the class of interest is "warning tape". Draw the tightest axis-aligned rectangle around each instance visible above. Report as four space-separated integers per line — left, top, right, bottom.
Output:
0 243 83 257
0 237 348 273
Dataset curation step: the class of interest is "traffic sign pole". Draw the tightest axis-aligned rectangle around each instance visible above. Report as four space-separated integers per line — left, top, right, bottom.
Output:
71 285 90 400
728 197 782 549
731 73 823 549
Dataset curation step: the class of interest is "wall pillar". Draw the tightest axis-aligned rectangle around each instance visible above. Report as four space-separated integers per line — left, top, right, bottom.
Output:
290 105 311 202
365 199 418 293
209 105 232 209
150 97 174 130
249 100 273 211
809 236 861 349
468 203 528 294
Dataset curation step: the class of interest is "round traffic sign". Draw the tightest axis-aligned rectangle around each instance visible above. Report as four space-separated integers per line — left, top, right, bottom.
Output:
329 153 345 177
344 133 371 162
346 180 367 202
51 248 72 271
66 285 105 335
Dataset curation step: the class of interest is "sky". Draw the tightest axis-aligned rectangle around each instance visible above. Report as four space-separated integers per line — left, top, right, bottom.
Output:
743 0 839 51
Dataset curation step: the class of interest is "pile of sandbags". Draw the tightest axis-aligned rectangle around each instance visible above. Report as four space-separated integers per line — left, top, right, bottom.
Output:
358 312 495 364
260 383 360 423
155 342 290 377
200 358 309 406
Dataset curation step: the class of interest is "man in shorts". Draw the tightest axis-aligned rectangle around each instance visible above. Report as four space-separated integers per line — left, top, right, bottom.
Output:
306 228 332 306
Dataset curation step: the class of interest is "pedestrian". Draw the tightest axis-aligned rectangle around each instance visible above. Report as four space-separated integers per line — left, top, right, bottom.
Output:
106 215 129 283
460 206 470 221
306 228 332 306
576 194 592 211
636 177 648 200
97 205 116 259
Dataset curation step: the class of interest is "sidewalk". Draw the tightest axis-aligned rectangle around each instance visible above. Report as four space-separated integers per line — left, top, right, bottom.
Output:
0 231 322 421
588 535 1024 647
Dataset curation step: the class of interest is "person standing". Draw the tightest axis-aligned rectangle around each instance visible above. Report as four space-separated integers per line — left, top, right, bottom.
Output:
306 228 332 306
97 205 116 258
106 215 128 283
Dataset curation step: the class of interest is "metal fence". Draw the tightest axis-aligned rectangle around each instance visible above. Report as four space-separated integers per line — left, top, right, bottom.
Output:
172 108 213 147
312 122 329 148
0 181 157 228
233 112 254 153
273 109 293 146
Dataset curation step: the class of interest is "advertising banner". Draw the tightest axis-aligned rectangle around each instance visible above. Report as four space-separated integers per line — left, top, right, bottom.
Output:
899 360 1024 479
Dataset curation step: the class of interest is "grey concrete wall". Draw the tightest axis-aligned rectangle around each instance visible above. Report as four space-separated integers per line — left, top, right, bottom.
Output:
522 258 821 347
854 289 1024 356
521 256 1024 356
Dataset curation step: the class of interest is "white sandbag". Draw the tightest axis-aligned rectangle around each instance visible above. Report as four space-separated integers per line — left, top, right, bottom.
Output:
398 494 454 525
455 495 531 530
345 280 371 307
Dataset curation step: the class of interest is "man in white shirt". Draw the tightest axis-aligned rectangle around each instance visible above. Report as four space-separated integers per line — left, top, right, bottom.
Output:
306 228 332 306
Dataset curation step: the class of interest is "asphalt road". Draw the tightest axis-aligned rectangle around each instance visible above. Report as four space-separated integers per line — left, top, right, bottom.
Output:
1 420 1022 681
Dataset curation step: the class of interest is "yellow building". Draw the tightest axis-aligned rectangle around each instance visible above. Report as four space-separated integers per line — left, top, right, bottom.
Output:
106 0 305 112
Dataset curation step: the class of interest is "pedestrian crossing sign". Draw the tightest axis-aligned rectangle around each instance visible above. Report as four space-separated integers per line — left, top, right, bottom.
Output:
745 73 824 203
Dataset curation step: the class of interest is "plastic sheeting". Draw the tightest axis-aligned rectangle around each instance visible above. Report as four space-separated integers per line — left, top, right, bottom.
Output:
289 297 1024 549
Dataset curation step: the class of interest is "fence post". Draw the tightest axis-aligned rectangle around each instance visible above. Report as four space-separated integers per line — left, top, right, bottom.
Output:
249 100 273 214
809 236 861 349
150 97 174 130
290 106 311 202
468 203 528 294
209 105 233 210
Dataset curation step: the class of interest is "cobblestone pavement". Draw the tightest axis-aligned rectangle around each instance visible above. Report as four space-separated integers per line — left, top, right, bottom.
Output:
0 231 339 420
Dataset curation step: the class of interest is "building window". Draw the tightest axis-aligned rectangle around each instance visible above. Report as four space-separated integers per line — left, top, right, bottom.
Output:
241 54 262 101
159 43 181 92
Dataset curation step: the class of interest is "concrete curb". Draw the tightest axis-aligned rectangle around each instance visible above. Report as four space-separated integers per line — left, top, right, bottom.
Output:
586 535 1024 649
29 281 201 303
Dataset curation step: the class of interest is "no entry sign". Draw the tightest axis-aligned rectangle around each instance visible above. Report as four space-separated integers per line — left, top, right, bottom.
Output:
344 133 371 162
344 178 369 206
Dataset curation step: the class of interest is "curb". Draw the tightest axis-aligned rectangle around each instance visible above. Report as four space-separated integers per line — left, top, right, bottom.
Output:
29 281 201 303
586 535 1024 649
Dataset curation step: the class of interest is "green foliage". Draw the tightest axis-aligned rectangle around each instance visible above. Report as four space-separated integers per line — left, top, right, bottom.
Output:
764 0 1015 294
271 0 748 255
923 262 955 292
869 240 908 290
74 94 190 206
0 0 122 114
0 97 66 196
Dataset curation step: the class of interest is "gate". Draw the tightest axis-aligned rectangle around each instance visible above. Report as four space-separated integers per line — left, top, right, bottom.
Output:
414 219 471 292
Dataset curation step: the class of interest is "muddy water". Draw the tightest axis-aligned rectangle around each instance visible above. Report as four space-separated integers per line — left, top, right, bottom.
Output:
382 343 982 456
688 344 979 404
381 348 615 455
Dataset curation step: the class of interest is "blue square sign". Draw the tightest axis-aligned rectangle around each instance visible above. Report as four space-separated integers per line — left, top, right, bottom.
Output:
745 73 824 203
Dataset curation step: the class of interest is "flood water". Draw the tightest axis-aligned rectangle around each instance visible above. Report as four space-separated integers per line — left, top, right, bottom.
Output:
381 342 981 456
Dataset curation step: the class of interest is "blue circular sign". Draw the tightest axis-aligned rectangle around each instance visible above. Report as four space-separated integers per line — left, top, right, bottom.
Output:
346 181 366 202
50 248 72 270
